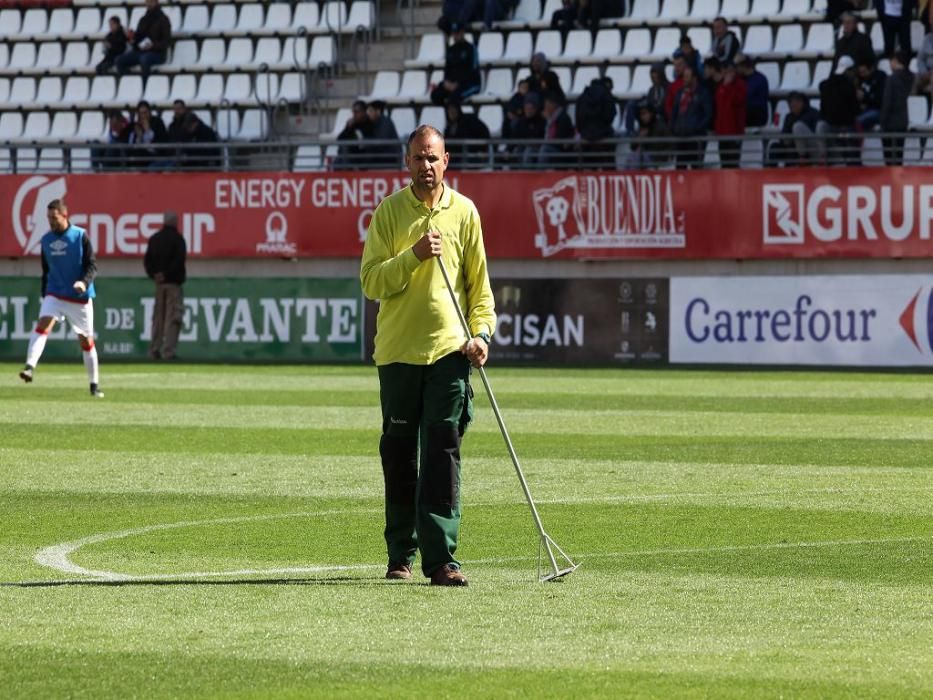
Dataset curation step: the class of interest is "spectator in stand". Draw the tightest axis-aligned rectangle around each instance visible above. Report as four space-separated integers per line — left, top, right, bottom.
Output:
664 53 687 123
647 62 669 116
855 58 887 130
835 11 874 68
364 100 400 169
880 50 915 164
578 0 624 36
438 0 511 33
93 110 130 170
96 16 127 75
512 92 546 167
826 0 863 25
179 112 220 169
431 24 481 105
538 92 575 168
335 100 372 169
817 55 861 163
714 62 747 168
576 76 617 168
626 100 672 169
525 52 549 95
502 78 533 139
551 0 579 39
874 0 916 56
115 0 172 79
540 70 568 105
916 24 933 93
711 17 740 64
127 100 168 169
167 99 188 142
679 35 703 75
735 53 769 128
772 91 821 165
670 64 713 169
444 99 491 168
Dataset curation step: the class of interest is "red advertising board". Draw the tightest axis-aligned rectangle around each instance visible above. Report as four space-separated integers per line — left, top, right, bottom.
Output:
2 168 932 260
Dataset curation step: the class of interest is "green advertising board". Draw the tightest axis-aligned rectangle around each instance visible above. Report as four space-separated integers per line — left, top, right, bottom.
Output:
0 277 366 363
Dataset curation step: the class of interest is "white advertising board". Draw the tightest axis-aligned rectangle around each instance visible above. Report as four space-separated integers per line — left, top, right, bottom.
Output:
670 275 933 366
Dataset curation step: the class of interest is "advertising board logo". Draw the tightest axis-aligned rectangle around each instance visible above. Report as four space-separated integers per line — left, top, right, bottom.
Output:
899 287 933 353
256 211 297 256
532 175 685 257
12 176 67 255
762 184 805 244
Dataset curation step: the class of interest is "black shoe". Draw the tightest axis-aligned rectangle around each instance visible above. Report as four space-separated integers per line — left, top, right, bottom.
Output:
90 383 105 398
19 365 33 383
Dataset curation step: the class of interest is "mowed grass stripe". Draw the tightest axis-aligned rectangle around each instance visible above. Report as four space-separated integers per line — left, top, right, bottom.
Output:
2 422 931 466
4 400 933 439
6 363 933 399
7 385 933 417
3 449 932 516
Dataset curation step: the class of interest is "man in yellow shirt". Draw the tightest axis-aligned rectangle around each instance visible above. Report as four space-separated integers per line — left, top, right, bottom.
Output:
360 125 496 587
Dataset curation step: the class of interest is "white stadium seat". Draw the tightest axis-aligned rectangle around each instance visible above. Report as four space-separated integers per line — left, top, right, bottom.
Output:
210 5 238 33
70 147 94 172
591 30 622 62
686 27 711 55
420 105 446 132
35 77 63 104
570 66 600 97
255 73 279 102
47 9 75 37
16 147 38 172
562 30 593 62
0 9 22 37
254 38 283 66
279 73 305 103
622 29 652 59
238 109 267 140
393 70 428 102
36 43 63 70
198 39 226 67
309 36 337 67
265 3 292 32
629 0 659 19
74 8 101 35
390 107 416 136
628 64 652 96
182 5 210 33
23 112 51 141
291 2 320 32
780 61 810 91
907 96 929 129
224 73 253 102
171 40 199 68
63 42 92 70
143 75 171 103
743 25 773 54
21 9 49 36
482 68 513 99
1 113 25 141
652 28 681 59
659 0 689 21
605 65 631 96
501 31 533 64
227 38 255 66
119 76 144 104
773 24 804 54
280 37 310 68
365 71 401 100
689 0 720 20
76 111 105 142
9 44 38 70
779 0 812 17
195 75 224 105
172 74 198 103
478 104 503 136
10 77 37 107
237 4 265 33
48 113 78 141
720 0 750 17
0 77 9 104
82 77 114 109
322 1 348 31
533 30 562 60
63 77 91 106
294 144 324 172
478 32 504 63
803 23 834 57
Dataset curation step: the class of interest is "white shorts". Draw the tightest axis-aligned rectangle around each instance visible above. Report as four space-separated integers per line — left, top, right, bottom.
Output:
39 296 95 338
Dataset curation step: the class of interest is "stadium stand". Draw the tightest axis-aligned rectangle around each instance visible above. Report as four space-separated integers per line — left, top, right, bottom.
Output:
0 0 930 172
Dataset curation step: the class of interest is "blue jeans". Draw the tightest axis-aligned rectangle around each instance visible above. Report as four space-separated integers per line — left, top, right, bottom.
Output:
115 50 166 77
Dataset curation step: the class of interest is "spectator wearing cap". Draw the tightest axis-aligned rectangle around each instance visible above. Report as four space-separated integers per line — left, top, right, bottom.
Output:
512 92 546 167
772 91 821 166
627 100 672 169
664 53 688 123
444 99 491 168
874 0 916 56
835 12 874 68
431 24 481 105
817 55 861 163
538 92 575 168
670 64 713 169
916 23 933 94
714 62 747 168
880 50 916 164
855 57 888 130
711 17 740 65
735 53 770 128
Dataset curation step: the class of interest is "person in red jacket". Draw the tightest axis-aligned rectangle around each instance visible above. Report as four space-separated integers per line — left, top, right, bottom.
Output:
714 62 747 168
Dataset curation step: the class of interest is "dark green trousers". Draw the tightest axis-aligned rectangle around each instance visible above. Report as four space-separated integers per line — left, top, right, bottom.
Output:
377 352 473 577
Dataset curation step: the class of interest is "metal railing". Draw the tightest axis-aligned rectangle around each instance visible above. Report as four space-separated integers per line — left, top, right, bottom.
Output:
1 132 930 174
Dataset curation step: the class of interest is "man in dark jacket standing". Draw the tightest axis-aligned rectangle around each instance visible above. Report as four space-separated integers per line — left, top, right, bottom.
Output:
817 55 861 163
874 0 917 56
880 50 915 164
144 211 187 360
538 91 576 168
431 24 481 105
735 53 769 127
116 0 172 78
365 101 401 169
576 77 617 168
671 65 713 169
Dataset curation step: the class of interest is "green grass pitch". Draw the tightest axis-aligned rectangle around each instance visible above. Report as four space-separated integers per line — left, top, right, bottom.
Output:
1 363 931 698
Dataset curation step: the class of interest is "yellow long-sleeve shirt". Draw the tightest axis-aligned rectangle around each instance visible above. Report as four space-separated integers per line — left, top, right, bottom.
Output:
360 183 497 366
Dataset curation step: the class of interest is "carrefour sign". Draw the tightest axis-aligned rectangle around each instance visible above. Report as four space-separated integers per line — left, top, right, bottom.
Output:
671 275 933 366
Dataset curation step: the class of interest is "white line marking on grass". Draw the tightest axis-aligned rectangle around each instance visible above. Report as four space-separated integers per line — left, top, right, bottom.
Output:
33 508 932 583
34 509 381 581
